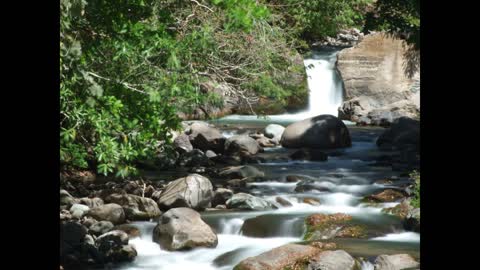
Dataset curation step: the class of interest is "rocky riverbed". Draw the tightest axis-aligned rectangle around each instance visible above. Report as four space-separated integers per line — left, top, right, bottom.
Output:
60 115 420 270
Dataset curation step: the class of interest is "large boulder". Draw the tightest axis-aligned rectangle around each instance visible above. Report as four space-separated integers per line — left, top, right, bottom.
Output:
152 207 218 251
87 203 125 225
337 32 420 125
264 124 285 141
307 250 356 270
186 122 225 153
79 197 104 208
174 133 193 153
105 193 161 221
376 117 420 151
304 213 367 240
226 193 274 211
234 243 321 270
224 135 261 156
374 254 420 270
157 174 214 211
281 115 351 149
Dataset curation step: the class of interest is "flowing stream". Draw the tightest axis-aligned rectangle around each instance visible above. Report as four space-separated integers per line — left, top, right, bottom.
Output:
117 49 419 270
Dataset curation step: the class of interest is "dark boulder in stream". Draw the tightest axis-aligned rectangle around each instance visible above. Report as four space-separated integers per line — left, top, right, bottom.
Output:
376 117 420 151
186 122 226 153
281 115 351 149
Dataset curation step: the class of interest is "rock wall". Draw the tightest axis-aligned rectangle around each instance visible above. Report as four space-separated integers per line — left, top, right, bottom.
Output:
337 33 420 125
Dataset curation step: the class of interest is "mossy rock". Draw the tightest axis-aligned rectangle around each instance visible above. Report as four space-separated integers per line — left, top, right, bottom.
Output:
303 213 368 241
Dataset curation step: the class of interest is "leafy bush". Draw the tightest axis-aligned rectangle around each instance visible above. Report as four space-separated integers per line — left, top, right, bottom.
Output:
60 0 308 177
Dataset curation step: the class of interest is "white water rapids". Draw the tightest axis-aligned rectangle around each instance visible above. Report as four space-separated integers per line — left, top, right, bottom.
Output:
115 50 419 270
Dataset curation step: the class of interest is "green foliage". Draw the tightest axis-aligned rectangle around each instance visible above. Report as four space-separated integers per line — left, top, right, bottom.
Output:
364 0 420 49
60 0 307 177
266 0 373 43
410 170 420 208
212 0 270 32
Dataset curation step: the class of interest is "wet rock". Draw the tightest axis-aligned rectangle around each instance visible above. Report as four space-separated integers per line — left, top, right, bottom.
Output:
376 117 420 151
81 217 97 228
303 198 321 206
364 189 406 203
265 124 285 141
96 230 129 246
89 221 114 236
60 210 72 221
381 199 411 219
286 175 301 182
225 135 261 156
374 254 420 270
157 174 214 211
281 115 351 149
152 207 218 251
226 193 274 211
84 234 95 246
307 250 356 270
87 203 125 225
290 149 328 161
309 241 337 250
295 180 331 193
275 197 293 207
256 136 276 148
70 204 90 220
174 134 193 153
61 221 88 246
151 190 162 202
212 188 234 207
187 122 225 153
112 224 141 239
60 221 102 268
403 208 420 233
205 150 218 158
219 165 265 180
215 204 227 209
79 197 104 208
60 189 77 207
177 149 213 167
304 213 367 240
96 231 136 263
105 193 161 221
234 243 321 270
241 214 303 238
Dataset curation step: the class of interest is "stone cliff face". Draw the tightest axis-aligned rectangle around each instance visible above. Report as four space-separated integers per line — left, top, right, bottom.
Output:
337 33 420 125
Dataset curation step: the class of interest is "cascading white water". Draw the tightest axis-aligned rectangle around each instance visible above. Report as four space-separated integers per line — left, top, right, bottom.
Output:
303 52 343 117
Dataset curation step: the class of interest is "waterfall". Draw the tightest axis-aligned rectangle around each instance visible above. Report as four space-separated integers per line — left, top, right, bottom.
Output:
303 51 343 117
219 49 345 123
